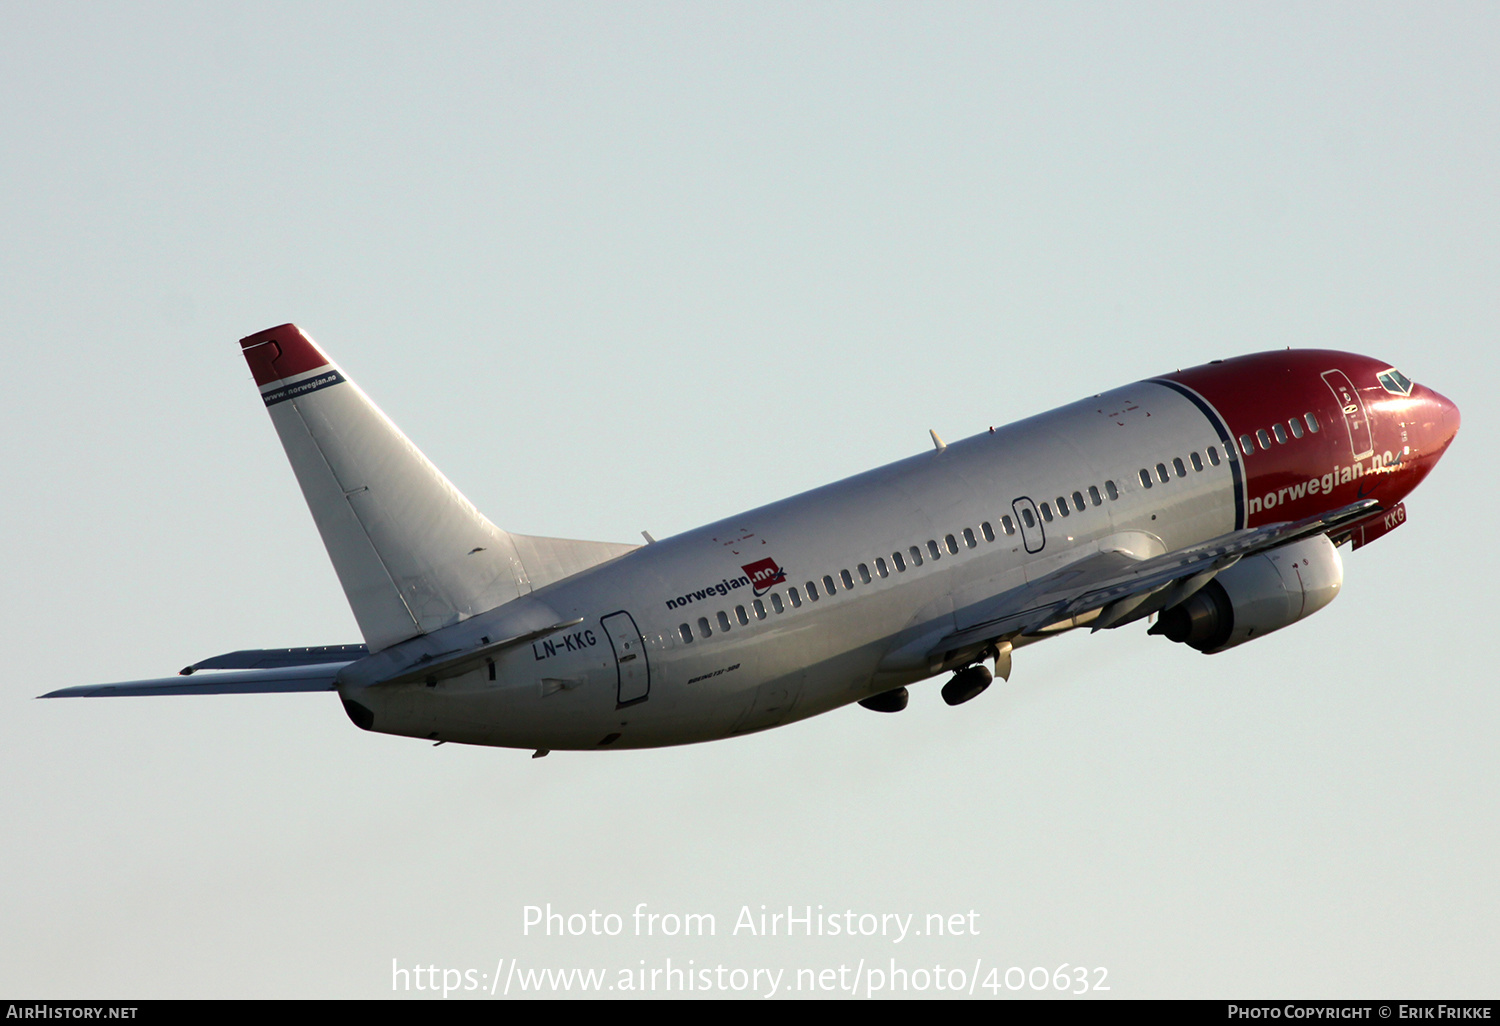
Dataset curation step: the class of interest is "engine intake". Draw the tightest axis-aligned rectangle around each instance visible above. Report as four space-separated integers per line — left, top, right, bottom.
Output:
1151 534 1343 653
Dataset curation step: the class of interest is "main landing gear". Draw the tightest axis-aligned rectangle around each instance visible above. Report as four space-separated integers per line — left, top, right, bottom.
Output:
940 641 1012 707
858 687 909 713
941 664 992 706
860 641 1014 712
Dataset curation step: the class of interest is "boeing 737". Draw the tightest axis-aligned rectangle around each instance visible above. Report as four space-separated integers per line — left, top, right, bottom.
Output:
43 326 1460 755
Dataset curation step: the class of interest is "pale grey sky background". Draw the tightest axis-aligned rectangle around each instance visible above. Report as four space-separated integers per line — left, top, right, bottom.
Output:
1 1 1495 999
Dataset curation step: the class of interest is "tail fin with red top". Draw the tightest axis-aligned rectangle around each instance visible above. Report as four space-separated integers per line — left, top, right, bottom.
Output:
240 324 559 652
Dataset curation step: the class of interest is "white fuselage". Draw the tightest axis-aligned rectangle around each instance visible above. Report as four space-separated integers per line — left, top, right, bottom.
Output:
344 380 1238 750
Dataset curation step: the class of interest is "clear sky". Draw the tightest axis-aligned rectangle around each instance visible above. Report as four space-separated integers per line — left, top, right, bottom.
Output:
1 1 1495 999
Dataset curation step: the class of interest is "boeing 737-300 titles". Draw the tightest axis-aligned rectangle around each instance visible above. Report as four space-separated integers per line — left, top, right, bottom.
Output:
43 325 1460 755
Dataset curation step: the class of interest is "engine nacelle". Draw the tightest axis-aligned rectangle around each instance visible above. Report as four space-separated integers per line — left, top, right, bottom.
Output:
1151 534 1343 654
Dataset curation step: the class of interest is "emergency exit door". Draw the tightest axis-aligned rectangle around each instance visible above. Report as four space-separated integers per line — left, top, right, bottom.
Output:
1012 496 1045 554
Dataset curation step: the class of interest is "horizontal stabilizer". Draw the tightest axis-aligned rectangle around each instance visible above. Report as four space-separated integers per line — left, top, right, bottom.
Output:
377 618 585 687
181 645 368 674
39 663 347 699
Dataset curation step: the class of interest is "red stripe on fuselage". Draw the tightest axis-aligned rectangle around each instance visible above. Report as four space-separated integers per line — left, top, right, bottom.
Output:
239 323 332 387
1163 350 1453 527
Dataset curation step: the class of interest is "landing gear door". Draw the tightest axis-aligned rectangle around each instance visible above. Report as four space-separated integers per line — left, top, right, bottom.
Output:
1012 496 1045 554
601 611 650 708
1322 369 1375 461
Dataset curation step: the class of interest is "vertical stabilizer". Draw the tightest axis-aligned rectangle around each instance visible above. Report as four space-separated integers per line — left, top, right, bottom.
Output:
241 324 531 651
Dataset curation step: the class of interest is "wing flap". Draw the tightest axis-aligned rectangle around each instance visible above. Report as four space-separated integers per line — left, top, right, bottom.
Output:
934 499 1381 657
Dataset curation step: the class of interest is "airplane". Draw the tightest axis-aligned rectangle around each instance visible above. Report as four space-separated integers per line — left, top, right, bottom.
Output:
42 325 1460 756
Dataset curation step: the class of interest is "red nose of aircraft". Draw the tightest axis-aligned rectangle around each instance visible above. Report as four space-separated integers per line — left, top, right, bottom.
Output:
1426 386 1461 457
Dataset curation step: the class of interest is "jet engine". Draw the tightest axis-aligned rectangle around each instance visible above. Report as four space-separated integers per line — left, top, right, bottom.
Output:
1150 534 1343 654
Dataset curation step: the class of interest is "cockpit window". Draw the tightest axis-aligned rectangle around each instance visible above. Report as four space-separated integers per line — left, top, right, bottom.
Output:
1378 369 1413 396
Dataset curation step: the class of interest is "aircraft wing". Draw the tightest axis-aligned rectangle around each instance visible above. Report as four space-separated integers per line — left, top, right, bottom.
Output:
38 659 351 698
934 499 1381 658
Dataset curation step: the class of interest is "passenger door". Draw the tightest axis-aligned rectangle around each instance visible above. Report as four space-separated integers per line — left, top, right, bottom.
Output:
1321 369 1375 461
601 611 650 707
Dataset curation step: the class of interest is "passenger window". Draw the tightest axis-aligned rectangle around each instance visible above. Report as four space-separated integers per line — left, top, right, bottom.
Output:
806 580 820 600
1289 418 1304 439
1173 457 1186 477
909 545 923 567
1140 469 1153 489
1105 480 1119 500
771 592 785 613
1240 434 1255 456
680 623 693 643
1305 412 1320 433
857 564 870 584
1272 423 1288 444
963 527 977 548
1002 514 1017 534
1156 463 1169 483
1207 446 1221 467
981 522 995 542
735 605 749 626
1072 491 1085 512
1256 429 1271 450
945 534 959 554
893 551 907 571
789 587 802 608
927 540 942 560
1055 497 1070 518
753 599 766 620
840 569 854 589
1040 503 1054 522
1021 508 1036 529
1088 485 1102 506
698 616 712 638
718 610 731 632
1190 452 1203 472
823 574 838 595
875 557 889 578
